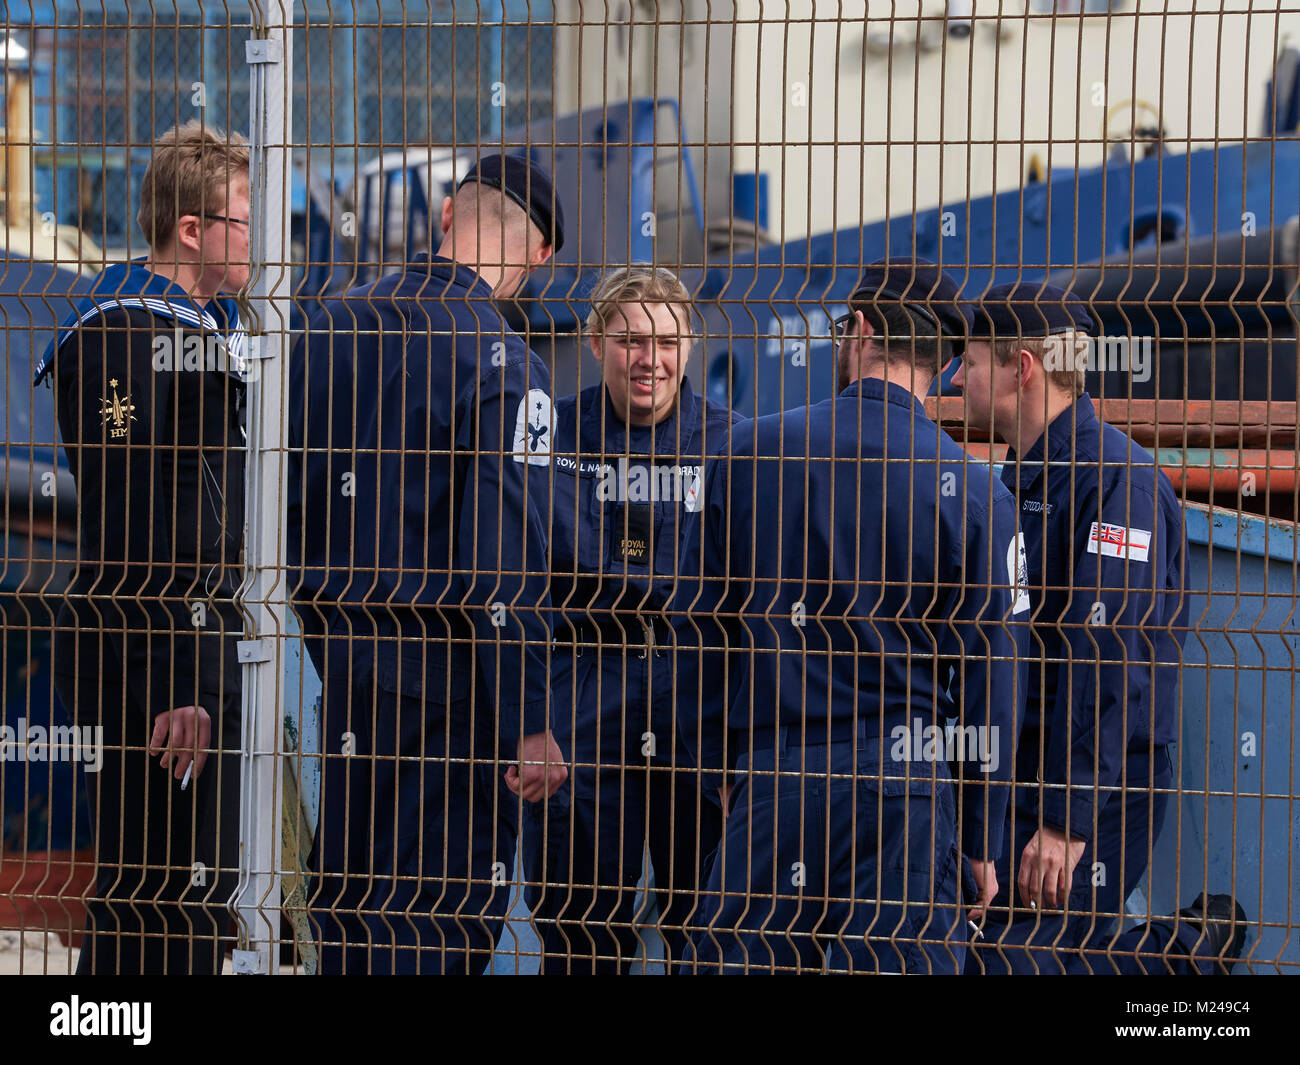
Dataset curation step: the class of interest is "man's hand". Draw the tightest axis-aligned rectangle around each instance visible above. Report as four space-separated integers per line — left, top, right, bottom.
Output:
1018 825 1087 909
506 730 568 801
966 858 999 921
149 705 211 782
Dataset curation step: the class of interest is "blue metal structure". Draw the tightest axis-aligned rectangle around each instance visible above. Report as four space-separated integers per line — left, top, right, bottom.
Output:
689 141 1300 417
1146 505 1300 973
0 253 91 853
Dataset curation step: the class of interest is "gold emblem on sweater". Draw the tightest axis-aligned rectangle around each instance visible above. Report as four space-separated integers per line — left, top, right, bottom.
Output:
100 378 136 439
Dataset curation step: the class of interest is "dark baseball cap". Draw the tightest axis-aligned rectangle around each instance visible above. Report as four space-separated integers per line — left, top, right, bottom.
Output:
848 257 973 354
971 281 1096 339
457 152 566 253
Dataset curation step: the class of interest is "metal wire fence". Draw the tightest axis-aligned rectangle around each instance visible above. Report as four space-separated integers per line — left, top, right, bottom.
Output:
0 0 1295 975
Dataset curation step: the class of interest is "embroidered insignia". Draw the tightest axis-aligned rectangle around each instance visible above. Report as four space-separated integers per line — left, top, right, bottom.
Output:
100 378 136 439
512 388 555 466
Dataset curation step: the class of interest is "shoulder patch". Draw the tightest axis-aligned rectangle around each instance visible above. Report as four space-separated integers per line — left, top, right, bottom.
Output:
512 388 555 466
99 377 137 439
1087 521 1152 562
683 468 704 513
1007 532 1030 613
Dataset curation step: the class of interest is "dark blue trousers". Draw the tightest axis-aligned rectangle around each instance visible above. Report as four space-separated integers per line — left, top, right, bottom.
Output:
55 653 241 976
310 651 519 975
686 732 966 974
966 745 1212 975
523 643 722 973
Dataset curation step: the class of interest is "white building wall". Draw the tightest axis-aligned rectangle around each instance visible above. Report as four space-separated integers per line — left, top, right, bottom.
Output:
551 1 738 241
552 0 1300 243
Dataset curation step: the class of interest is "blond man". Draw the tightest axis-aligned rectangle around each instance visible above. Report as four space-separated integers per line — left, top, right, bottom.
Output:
37 120 250 974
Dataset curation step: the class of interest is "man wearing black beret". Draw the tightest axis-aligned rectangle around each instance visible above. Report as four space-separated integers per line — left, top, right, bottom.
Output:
954 281 1247 974
288 152 568 973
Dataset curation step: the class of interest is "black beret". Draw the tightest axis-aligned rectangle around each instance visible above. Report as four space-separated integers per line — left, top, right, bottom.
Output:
458 152 566 253
848 257 973 354
971 282 1096 339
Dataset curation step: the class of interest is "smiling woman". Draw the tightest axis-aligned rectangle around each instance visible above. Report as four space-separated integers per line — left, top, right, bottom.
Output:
585 266 697 427
523 263 741 973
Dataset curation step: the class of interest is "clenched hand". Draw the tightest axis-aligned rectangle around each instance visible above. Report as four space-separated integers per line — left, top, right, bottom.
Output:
506 730 568 801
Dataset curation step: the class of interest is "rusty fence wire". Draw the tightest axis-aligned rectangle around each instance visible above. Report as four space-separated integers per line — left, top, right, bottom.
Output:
0 0 1296 975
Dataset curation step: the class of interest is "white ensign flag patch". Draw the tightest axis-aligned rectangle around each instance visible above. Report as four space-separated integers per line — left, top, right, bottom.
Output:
683 470 703 513
1087 521 1151 562
512 389 555 466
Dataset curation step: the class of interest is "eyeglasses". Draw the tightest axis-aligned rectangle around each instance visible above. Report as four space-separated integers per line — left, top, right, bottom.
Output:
832 312 858 345
202 213 250 229
833 301 943 345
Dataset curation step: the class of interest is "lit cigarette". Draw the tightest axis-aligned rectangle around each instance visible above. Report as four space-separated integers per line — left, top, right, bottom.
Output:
181 764 193 791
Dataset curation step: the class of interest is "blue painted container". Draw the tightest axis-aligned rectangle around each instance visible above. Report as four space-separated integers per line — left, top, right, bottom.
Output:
1143 502 1300 974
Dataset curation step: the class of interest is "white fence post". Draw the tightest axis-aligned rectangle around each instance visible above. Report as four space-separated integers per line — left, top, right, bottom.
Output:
233 0 294 976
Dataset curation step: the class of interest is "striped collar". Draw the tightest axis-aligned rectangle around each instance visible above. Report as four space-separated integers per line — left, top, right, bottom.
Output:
34 258 247 386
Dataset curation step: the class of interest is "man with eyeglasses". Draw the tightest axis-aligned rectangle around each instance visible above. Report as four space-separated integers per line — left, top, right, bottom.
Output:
35 120 251 974
685 258 1024 972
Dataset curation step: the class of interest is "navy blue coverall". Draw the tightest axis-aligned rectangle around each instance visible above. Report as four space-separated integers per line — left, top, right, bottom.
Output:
688 377 1025 973
523 378 737 972
966 394 1211 974
288 254 554 974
